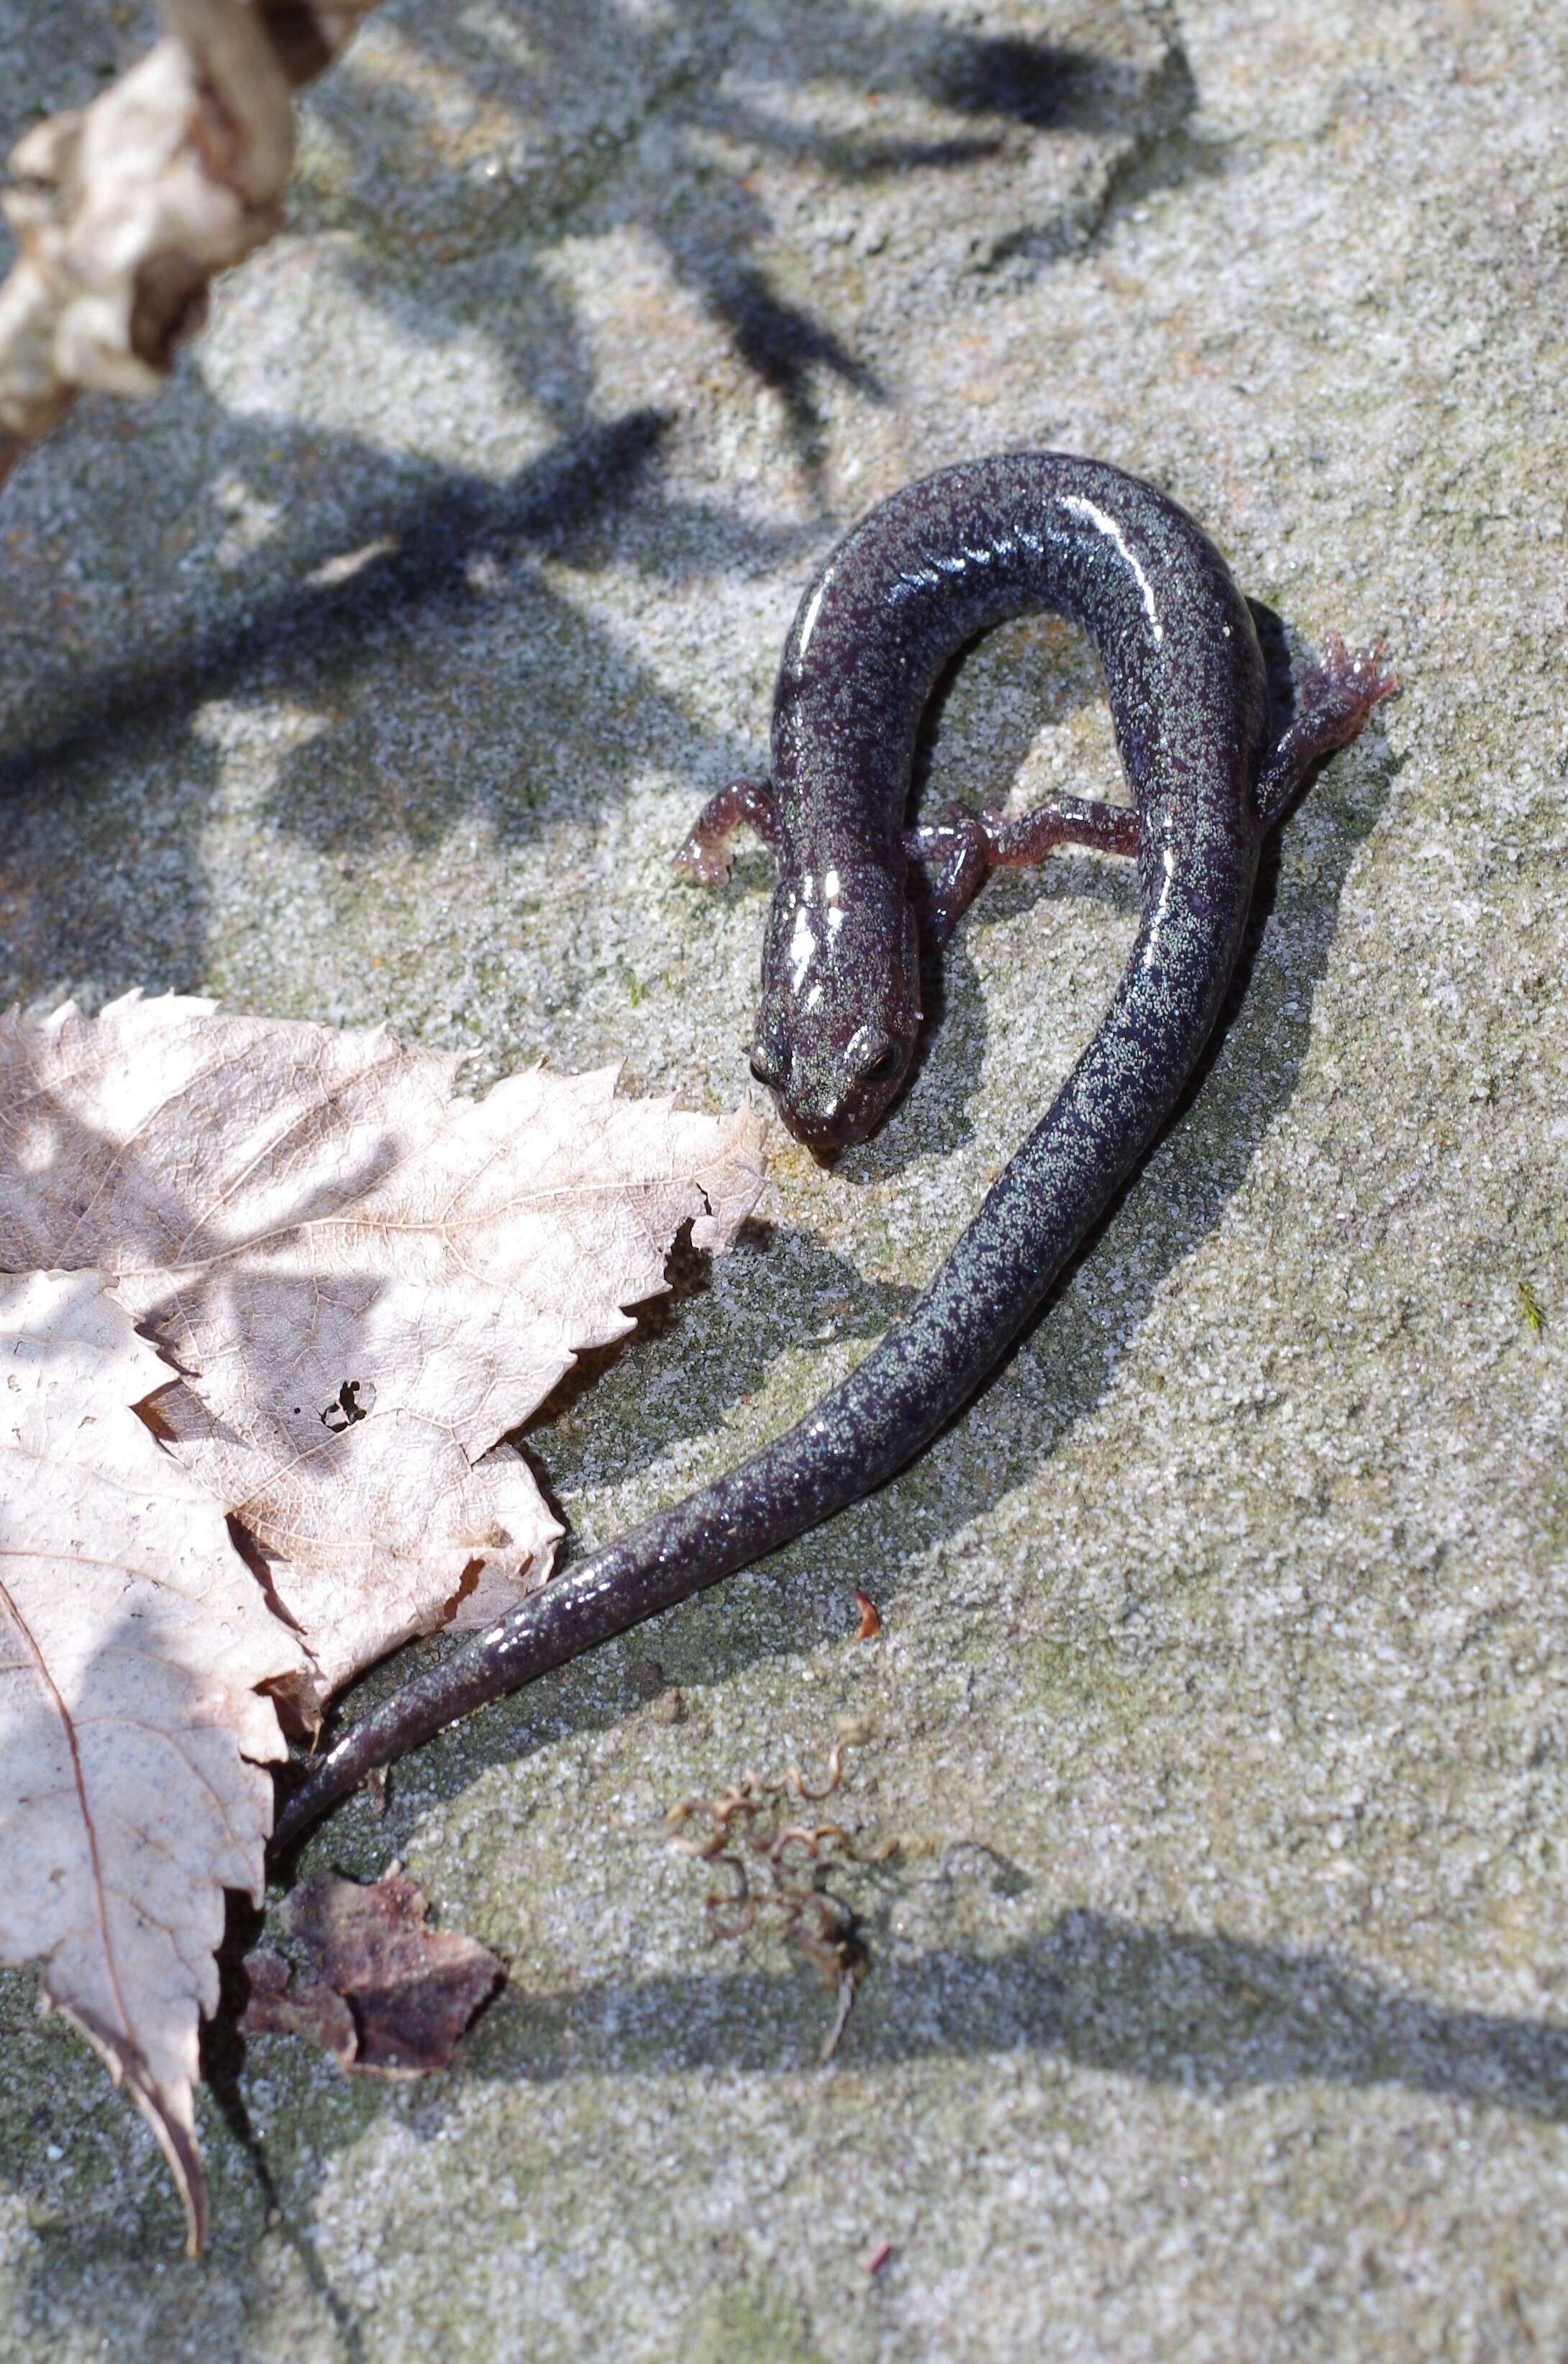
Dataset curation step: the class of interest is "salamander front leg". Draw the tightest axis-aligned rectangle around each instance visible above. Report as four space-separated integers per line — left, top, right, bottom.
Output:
675 778 780 885
903 793 1140 943
1256 635 1398 828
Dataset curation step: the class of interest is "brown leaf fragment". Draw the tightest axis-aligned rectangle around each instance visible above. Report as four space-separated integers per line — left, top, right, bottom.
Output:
854 1588 883 1640
251 1868 501 2076
0 994 767 1717
238 1945 356 2071
0 1271 305 2253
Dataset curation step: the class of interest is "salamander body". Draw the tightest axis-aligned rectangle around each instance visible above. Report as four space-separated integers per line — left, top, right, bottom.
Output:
275 453 1392 1844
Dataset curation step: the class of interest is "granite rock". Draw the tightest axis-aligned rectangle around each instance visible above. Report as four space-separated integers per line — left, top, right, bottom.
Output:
0 0 1565 2355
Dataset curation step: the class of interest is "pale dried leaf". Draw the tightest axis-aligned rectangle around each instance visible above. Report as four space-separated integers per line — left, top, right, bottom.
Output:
0 1270 305 2252
0 0 382 442
0 994 767 1716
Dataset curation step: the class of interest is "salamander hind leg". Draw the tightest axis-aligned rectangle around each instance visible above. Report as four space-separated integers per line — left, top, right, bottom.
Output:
982 792 1140 868
675 778 780 885
903 792 1139 944
1256 635 1398 828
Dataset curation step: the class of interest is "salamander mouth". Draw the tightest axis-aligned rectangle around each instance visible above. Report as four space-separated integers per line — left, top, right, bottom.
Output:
775 1099 851 1160
773 1084 893 1160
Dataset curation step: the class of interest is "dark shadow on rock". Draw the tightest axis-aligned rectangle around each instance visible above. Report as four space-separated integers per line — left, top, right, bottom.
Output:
0 399 792 1001
967 25 1228 273
187 1885 1563 2242
460 1911 1568 2123
728 118 1008 180
698 264 885 489
201 1905 369 2364
925 34 1153 133
299 3 1202 484
0 407 670 798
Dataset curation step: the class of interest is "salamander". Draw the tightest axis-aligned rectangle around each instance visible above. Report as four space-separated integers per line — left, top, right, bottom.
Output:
273 452 1392 1845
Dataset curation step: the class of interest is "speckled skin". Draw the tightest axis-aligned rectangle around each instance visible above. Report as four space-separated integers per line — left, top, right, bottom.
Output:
274 455 1391 1845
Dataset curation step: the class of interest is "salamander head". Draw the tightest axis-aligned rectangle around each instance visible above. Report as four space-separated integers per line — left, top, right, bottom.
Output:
749 863 921 1154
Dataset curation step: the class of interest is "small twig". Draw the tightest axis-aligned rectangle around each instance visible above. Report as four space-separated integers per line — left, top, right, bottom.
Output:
666 1729 895 2059
783 1740 851 1804
703 1855 756 1942
771 1821 857 1859
819 1969 857 2063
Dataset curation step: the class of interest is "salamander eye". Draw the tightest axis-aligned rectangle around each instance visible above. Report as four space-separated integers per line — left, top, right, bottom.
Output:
749 1046 784 1087
846 1026 898 1083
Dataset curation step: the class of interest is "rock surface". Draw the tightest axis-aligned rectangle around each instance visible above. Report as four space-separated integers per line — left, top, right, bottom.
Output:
1 0 1565 2355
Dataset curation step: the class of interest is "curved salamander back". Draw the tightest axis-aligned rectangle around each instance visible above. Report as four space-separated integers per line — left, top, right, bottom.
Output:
275 455 1273 1844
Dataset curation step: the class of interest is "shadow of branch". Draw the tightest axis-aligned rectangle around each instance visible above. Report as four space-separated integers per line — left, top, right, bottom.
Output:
0 409 673 798
476 1910 1568 2124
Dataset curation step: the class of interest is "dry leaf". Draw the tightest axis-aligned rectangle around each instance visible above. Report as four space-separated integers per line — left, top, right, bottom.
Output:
0 1270 304 2252
0 993 767 1718
242 1868 501 2075
0 0 381 449
0 994 763 2235
238 1945 357 2071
